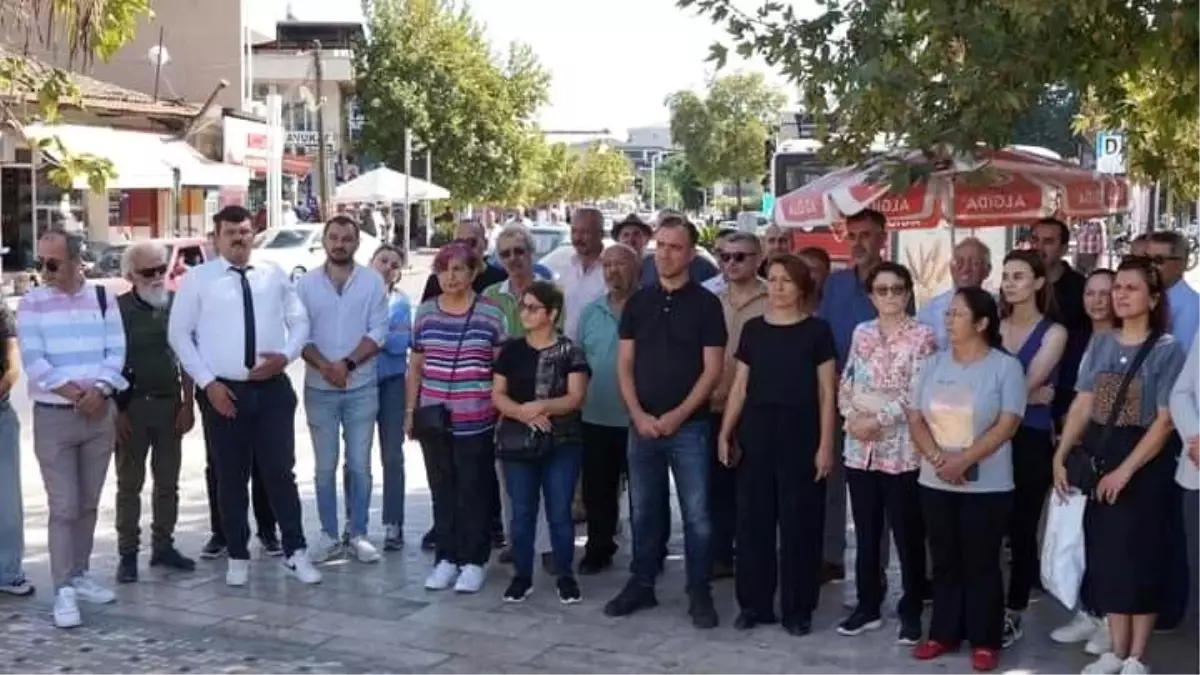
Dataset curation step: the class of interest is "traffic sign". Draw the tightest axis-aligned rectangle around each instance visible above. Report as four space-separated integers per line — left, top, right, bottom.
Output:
1096 131 1125 174
761 192 775 219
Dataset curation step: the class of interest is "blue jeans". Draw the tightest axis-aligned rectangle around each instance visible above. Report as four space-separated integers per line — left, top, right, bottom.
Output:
306 385 379 538
627 419 711 591
376 375 407 528
502 441 583 580
0 403 24 585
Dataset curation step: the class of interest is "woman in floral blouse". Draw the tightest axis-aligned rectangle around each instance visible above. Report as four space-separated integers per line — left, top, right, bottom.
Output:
836 262 937 643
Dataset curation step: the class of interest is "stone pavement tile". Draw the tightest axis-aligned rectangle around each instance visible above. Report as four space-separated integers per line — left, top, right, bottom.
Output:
293 609 416 643
398 603 546 638
387 624 557 664
527 644 678 673
109 578 225 609
189 595 321 627
96 601 228 629
203 617 337 647
429 656 555 674
276 579 429 620
318 635 453 670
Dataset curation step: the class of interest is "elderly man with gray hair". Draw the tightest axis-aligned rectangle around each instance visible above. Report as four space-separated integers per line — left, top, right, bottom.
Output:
916 237 993 350
112 242 197 584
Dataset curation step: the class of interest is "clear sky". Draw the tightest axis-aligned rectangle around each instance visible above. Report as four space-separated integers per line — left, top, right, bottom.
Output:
283 0 797 136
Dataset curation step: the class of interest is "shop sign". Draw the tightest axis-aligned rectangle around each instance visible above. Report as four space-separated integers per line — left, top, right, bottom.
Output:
285 130 337 152
223 116 269 171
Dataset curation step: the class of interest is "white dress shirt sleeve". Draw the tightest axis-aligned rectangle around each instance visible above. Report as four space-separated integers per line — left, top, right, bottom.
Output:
367 275 389 347
280 266 310 361
1171 338 1199 441
167 269 216 389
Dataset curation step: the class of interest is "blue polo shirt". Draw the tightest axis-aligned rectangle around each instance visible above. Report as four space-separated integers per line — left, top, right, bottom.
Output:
819 266 914 374
577 296 627 427
1168 279 1199 353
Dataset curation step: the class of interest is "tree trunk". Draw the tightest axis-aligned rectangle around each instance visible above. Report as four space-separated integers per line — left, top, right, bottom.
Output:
735 181 743 210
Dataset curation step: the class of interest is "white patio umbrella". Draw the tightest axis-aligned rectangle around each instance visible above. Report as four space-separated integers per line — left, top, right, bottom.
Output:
333 166 451 203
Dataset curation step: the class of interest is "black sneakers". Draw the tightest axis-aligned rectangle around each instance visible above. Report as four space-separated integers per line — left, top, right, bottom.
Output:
149 547 196 571
577 554 612 576
503 577 533 603
837 609 884 636
116 554 138 583
898 616 923 645
557 577 582 605
603 582 658 617
1002 612 1024 648
199 537 227 560
688 589 719 629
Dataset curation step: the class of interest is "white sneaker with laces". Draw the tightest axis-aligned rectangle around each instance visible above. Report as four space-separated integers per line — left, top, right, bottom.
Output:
1052 611 1100 644
70 573 116 604
284 550 322 584
309 532 343 563
424 561 459 591
349 536 381 563
53 587 82 629
1120 658 1149 675
1082 652 1125 675
1086 618 1113 656
226 559 250 587
454 564 486 594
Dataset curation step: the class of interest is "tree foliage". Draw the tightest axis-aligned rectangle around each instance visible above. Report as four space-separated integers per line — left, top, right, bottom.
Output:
1011 86 1081 160
667 73 785 205
657 154 706 211
681 0 1199 197
568 143 631 203
0 0 152 191
354 0 551 205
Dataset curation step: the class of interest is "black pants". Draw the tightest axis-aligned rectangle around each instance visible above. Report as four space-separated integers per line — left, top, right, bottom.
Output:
205 435 276 544
735 411 825 623
198 376 305 559
1007 425 1053 611
708 413 737 567
421 431 496 566
923 487 1010 649
1158 467 1189 628
581 422 627 560
847 468 927 620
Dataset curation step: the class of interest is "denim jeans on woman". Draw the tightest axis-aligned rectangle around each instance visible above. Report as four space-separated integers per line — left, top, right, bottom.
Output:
376 374 407 529
502 441 583 580
0 403 26 586
306 385 379 539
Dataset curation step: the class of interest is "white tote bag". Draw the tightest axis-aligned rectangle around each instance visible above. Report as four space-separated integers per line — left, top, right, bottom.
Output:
1040 492 1088 611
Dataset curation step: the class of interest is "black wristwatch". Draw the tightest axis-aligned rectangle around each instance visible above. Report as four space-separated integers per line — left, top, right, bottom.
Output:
343 357 358 372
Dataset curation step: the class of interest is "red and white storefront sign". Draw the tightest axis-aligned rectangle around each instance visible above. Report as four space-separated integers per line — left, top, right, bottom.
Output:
222 116 270 172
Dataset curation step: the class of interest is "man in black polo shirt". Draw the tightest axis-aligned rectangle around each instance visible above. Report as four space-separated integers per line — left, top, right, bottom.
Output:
604 215 727 629
1029 218 1088 421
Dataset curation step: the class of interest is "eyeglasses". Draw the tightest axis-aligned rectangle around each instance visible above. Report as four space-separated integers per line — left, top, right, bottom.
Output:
137 264 169 279
872 284 907 297
498 247 527 260
34 258 62 273
517 301 545 314
1146 254 1183 265
718 251 753 264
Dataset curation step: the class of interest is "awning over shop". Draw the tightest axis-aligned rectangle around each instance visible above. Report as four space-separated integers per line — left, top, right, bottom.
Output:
22 124 251 190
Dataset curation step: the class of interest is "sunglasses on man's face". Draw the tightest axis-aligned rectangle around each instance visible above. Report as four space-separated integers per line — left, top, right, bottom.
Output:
34 258 62 273
137 264 169 279
498 247 527 260
718 251 753 264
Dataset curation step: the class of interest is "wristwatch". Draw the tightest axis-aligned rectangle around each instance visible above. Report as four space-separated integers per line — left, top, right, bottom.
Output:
93 382 114 398
343 357 358 373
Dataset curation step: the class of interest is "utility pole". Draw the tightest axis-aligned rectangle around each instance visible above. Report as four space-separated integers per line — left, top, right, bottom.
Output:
313 40 331 221
403 128 412 254
425 148 433 248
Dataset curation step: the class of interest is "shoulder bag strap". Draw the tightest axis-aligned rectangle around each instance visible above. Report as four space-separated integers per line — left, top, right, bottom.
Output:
445 296 479 383
1091 332 1161 454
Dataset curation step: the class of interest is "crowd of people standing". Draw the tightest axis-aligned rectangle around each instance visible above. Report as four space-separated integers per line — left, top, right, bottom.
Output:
0 204 1195 675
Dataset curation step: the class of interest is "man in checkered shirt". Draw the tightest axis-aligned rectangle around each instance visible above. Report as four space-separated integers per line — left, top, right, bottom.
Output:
1074 219 1105 274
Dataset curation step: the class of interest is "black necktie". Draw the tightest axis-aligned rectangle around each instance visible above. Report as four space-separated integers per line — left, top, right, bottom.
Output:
231 267 256 369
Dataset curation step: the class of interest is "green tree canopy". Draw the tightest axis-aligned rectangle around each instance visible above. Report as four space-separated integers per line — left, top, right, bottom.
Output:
354 0 551 205
569 143 632 203
681 0 1199 197
0 0 152 191
667 72 785 207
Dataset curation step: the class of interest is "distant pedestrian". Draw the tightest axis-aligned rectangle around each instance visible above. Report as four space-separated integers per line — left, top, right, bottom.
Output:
18 228 128 628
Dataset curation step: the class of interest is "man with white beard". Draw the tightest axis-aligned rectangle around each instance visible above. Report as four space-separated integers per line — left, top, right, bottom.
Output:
113 242 197 583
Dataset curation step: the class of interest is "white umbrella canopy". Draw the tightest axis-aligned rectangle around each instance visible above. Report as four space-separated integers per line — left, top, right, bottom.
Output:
333 166 451 203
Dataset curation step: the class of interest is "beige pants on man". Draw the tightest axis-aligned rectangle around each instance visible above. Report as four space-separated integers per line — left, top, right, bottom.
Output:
32 401 116 588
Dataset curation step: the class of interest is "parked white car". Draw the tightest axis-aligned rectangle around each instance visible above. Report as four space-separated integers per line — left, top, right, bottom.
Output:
252 224 381 281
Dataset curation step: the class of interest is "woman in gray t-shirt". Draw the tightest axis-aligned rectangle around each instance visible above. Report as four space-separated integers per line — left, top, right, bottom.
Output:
1051 260 1185 675
906 288 1026 670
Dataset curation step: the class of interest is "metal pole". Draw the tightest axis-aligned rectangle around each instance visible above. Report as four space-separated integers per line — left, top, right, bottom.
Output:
403 128 411 254
152 26 165 102
425 148 433 248
266 89 282 232
1151 180 1161 232
649 153 657 210
313 40 331 221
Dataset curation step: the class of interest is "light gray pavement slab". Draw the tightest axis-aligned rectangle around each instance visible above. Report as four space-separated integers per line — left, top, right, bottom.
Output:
0 254 1196 673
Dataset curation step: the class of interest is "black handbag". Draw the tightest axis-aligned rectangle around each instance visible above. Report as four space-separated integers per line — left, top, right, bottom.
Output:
494 417 553 461
410 298 477 442
1065 332 1159 494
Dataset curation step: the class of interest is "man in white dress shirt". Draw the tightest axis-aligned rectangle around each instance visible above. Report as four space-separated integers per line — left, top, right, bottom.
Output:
167 205 321 587
560 208 608 341
916 237 992 349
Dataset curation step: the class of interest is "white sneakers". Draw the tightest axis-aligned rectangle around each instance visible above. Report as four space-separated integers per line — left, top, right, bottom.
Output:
1082 653 1149 675
1052 612 1112 656
226 559 250 587
70 573 116 604
53 588 81 629
225 550 322 586
454 564 486 594
1086 619 1113 655
348 536 381 563
425 561 460 590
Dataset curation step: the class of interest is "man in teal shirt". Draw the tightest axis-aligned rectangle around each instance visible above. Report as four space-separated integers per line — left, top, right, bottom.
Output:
576 244 640 574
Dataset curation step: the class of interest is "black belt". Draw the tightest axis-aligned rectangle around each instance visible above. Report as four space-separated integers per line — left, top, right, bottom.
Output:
217 374 284 387
34 401 75 410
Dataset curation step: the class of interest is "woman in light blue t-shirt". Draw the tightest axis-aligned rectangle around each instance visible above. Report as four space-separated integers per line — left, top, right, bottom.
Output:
906 288 1026 672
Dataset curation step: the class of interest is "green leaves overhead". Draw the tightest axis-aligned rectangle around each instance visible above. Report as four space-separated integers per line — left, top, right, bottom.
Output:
680 0 1199 197
353 0 551 206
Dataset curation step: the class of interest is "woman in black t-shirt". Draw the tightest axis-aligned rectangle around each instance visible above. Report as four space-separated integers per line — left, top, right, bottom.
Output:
718 254 837 636
492 282 591 605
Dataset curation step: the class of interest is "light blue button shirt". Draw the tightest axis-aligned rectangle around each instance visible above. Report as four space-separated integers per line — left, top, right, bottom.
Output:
296 265 389 391
577 296 628 427
917 289 955 350
1168 280 1199 353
